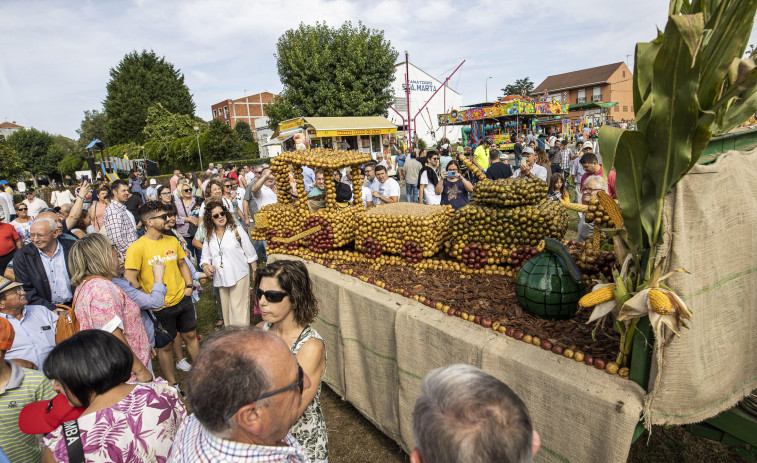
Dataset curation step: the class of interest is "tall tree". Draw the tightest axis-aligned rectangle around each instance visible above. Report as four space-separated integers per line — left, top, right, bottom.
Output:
142 102 197 145
0 138 24 181
6 128 57 186
76 109 107 150
501 77 535 96
266 21 398 128
104 50 195 145
233 121 256 143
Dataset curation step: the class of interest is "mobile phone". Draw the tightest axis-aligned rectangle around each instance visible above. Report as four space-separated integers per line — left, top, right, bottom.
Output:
447 172 455 178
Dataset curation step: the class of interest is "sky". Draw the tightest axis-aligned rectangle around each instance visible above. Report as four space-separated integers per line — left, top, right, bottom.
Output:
1 0 756 139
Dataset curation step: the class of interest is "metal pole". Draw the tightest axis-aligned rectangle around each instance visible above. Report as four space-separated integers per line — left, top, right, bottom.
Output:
193 126 203 170
405 51 411 150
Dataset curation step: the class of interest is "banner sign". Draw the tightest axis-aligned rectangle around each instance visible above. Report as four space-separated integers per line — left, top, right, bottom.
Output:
439 100 569 125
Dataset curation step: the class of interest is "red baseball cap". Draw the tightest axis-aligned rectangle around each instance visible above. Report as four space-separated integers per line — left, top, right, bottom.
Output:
19 394 86 434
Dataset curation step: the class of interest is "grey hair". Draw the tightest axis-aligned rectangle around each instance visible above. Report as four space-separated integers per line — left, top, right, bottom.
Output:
412 364 534 463
186 327 274 435
584 175 607 192
34 217 58 233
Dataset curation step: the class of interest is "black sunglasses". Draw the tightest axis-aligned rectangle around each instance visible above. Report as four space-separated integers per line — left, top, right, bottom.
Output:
225 364 304 421
16 207 27 211
212 212 226 219
182 189 191 193
151 213 168 221
255 287 288 303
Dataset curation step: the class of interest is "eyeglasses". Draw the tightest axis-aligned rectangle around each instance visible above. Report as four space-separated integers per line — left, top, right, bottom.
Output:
182 189 191 193
581 188 601 193
224 185 232 189
431 157 439 161
255 287 288 303
3 287 23 296
16 207 27 211
212 212 226 219
225 364 304 421
151 213 168 221
29 231 54 239
160 192 171 196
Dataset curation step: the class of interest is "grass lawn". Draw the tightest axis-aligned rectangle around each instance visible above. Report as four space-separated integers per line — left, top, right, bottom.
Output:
156 274 750 463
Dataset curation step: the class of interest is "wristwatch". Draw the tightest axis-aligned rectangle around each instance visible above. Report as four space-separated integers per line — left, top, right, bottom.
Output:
185 284 193 288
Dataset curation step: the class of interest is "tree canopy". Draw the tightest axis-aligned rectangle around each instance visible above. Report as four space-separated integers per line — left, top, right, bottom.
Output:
501 77 535 97
266 21 398 128
0 139 24 181
6 128 63 182
103 50 195 145
76 109 107 150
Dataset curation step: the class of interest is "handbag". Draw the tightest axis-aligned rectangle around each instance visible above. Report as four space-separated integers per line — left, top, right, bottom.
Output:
180 200 198 237
147 310 173 349
55 276 101 344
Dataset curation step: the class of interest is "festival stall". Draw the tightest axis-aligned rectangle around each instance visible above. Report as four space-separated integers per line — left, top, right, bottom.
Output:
438 96 569 150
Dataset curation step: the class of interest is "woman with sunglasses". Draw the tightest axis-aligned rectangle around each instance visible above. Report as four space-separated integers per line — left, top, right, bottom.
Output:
10 203 33 245
200 199 257 328
254 260 328 463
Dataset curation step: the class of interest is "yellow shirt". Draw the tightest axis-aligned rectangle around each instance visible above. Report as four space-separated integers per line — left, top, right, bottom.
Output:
125 235 187 308
474 145 490 170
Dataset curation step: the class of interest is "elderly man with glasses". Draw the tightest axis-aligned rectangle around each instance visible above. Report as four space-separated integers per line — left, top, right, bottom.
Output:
577 175 609 243
11 217 75 311
169 328 310 462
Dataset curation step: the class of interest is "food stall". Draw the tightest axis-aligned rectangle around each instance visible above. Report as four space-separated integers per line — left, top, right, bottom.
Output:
439 96 569 151
268 116 398 156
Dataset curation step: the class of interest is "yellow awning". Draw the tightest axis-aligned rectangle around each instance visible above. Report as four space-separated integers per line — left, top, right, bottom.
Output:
304 116 397 137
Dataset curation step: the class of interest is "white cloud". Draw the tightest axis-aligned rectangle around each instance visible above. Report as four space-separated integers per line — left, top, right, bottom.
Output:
0 0 755 138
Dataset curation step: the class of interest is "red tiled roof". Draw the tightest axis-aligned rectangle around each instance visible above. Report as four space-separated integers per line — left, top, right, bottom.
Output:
0 121 23 129
533 63 624 94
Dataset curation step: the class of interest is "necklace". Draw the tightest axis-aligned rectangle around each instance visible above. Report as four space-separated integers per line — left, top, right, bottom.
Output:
215 228 226 268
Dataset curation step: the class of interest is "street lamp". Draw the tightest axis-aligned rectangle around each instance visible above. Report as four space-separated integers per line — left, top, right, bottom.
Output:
193 125 203 170
485 76 494 102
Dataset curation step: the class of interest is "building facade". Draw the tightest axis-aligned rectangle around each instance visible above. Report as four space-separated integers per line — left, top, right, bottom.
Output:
0 121 24 139
388 61 463 146
532 62 634 123
210 92 277 139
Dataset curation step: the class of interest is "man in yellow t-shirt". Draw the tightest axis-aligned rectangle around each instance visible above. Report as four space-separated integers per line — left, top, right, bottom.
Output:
474 137 493 171
125 201 196 393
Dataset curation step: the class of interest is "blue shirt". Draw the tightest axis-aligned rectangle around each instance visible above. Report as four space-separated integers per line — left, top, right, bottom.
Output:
37 243 72 304
145 186 158 201
302 166 315 192
113 277 167 348
1 305 57 368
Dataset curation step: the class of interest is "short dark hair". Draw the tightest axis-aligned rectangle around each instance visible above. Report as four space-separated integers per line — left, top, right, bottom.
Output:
253 260 319 326
374 164 387 174
187 328 274 434
489 149 502 161
560 139 568 145
43 330 132 407
580 153 599 165
162 202 178 217
110 179 129 193
138 200 167 223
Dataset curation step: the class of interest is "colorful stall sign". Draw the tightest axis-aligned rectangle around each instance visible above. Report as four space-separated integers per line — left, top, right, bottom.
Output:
439 100 569 125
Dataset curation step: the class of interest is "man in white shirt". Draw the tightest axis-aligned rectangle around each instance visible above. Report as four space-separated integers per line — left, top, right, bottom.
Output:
250 168 279 210
22 189 48 218
206 163 218 175
513 147 548 182
372 165 400 206
0 189 14 223
0 277 57 370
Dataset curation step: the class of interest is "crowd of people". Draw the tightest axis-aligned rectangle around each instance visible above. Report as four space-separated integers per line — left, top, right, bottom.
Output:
0 143 613 461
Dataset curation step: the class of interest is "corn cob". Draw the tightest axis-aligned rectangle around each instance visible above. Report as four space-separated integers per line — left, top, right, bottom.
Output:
649 289 673 315
562 202 589 213
578 284 615 307
597 191 623 229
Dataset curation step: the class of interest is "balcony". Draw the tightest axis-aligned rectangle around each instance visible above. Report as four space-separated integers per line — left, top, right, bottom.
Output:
576 97 587 103
592 95 602 102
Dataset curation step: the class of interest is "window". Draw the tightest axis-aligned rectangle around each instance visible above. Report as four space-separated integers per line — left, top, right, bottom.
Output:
213 109 217 117
623 106 628 112
614 105 619 112
577 88 586 103
224 106 228 115
623 71 626 78
592 87 602 102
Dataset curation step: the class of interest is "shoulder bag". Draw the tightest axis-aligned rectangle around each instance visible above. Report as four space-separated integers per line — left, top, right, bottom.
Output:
180 200 198 237
146 310 173 349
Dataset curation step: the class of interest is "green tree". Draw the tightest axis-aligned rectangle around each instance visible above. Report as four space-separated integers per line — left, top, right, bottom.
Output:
266 21 398 128
501 77 535 96
7 128 57 186
202 119 243 163
59 154 86 176
0 139 24 181
76 109 107 150
143 102 198 145
233 121 256 143
104 50 195 145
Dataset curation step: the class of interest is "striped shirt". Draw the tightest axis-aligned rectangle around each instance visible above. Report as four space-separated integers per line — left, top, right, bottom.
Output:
0 362 55 462
168 414 308 462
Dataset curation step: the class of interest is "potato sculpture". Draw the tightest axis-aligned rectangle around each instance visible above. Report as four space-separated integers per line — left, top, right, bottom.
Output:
355 203 454 261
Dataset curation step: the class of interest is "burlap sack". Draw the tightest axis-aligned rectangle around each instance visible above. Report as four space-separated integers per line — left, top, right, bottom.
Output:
271 255 647 462
646 149 757 425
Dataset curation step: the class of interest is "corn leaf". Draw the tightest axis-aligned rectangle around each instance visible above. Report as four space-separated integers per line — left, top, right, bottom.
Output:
633 36 663 133
644 13 704 245
600 126 652 248
697 0 757 107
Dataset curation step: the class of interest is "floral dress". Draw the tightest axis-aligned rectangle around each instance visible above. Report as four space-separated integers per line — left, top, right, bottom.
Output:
43 382 186 463
73 277 152 383
264 323 329 463
10 218 32 245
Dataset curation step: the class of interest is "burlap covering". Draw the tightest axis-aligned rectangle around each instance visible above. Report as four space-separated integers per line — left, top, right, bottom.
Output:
647 149 757 425
270 255 645 463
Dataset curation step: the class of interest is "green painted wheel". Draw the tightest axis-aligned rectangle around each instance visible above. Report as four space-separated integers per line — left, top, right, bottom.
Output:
514 249 585 319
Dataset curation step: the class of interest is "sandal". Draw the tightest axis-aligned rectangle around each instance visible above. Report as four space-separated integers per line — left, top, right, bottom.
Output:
214 321 224 331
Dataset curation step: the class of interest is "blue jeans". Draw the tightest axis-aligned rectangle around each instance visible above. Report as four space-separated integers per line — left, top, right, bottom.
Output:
406 184 419 203
253 240 267 263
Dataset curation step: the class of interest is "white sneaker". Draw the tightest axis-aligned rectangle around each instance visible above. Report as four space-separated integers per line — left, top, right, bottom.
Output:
176 358 191 372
